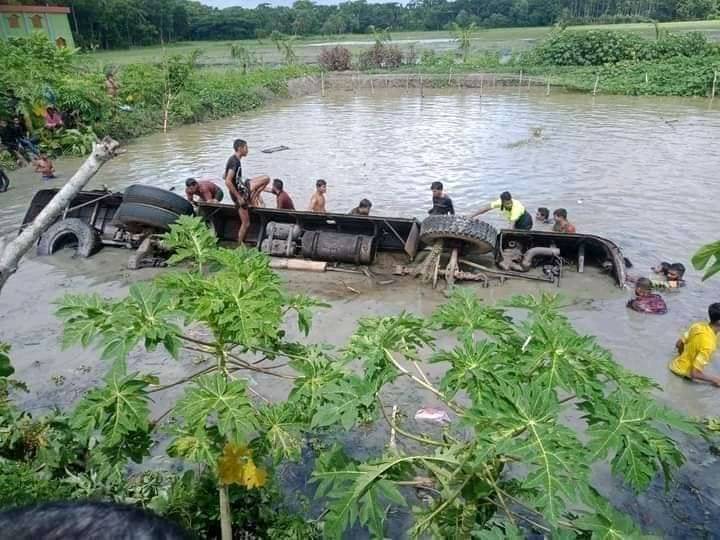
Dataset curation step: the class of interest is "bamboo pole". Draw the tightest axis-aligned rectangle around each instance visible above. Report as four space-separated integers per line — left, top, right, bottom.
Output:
546 76 551 96
480 74 484 96
448 68 452 86
712 70 718 100
645 72 649 84
592 73 600 95
321 71 325 97
419 72 424 98
370 76 374 94
518 70 523 87
406 74 410 92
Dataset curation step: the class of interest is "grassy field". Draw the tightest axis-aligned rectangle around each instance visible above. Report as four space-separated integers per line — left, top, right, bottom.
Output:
80 20 720 67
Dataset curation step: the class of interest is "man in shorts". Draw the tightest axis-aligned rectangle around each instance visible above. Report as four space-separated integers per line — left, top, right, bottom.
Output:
224 139 270 243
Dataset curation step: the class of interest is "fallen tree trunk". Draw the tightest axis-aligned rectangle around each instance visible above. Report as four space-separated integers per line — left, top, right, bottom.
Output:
0 136 121 293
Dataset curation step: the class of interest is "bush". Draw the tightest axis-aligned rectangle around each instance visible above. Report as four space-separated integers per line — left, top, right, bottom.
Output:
358 42 403 70
533 29 713 66
318 46 352 71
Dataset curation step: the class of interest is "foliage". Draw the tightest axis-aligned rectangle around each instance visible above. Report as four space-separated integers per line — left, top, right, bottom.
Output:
692 240 720 281
319 46 353 71
359 42 404 70
36 0 720 50
38 127 98 157
452 22 478 63
229 43 258 74
47 219 700 537
533 29 714 66
272 32 298 65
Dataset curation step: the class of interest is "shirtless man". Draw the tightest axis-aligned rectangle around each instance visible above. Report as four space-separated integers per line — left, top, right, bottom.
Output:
185 178 223 203
308 179 327 212
224 138 270 243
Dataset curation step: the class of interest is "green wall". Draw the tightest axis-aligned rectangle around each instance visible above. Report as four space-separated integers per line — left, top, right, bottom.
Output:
0 11 75 48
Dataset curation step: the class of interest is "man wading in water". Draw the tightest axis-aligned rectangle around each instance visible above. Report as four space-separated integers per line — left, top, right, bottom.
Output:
224 139 270 244
670 303 720 387
471 191 533 230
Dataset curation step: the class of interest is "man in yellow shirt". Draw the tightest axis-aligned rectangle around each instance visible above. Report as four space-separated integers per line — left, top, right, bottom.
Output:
669 303 720 386
471 191 533 230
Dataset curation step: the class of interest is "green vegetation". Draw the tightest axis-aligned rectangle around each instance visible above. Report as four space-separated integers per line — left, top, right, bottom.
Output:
0 35 312 164
0 217 711 537
17 0 720 51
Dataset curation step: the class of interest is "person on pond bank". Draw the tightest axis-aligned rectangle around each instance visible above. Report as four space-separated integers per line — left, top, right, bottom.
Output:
43 107 64 131
272 179 295 210
185 178 223 203
471 191 532 230
627 277 667 315
105 72 119 99
552 208 576 233
428 181 454 215
224 138 270 244
670 303 720 386
308 179 327 212
350 198 372 216
33 154 55 181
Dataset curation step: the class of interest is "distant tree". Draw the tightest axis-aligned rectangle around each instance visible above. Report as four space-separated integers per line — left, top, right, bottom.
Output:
452 21 477 62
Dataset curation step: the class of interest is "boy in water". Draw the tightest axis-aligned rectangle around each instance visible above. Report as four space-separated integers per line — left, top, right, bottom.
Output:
308 179 327 212
536 207 551 224
33 154 55 180
552 208 576 233
670 303 720 386
628 262 686 290
627 277 667 315
350 199 372 216
428 181 454 215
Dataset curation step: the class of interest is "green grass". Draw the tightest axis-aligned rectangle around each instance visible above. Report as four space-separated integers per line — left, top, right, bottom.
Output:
80 20 720 67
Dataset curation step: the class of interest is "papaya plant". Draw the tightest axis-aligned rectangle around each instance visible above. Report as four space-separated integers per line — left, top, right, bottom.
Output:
53 216 698 538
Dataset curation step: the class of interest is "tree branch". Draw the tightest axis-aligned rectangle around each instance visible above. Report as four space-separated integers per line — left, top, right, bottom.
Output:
0 137 121 293
378 399 449 448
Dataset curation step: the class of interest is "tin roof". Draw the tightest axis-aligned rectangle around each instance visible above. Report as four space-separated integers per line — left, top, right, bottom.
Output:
0 5 71 14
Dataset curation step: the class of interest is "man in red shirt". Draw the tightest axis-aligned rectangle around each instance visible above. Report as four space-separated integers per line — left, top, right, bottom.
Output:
271 178 295 210
185 178 224 203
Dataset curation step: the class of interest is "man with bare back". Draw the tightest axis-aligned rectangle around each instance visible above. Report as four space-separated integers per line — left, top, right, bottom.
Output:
224 138 270 243
308 179 327 212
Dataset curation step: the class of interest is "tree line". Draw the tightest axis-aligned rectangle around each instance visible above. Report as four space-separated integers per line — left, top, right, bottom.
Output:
16 0 720 49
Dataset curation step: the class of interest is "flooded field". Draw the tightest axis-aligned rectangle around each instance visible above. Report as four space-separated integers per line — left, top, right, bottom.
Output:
1 88 720 536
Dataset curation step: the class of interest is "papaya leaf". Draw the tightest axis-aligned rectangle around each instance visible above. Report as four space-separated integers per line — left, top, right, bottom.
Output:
70 361 152 463
691 240 720 280
175 373 256 442
162 215 218 270
309 375 376 431
256 403 304 463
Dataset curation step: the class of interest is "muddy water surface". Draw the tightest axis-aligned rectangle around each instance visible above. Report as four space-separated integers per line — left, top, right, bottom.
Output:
1 88 720 536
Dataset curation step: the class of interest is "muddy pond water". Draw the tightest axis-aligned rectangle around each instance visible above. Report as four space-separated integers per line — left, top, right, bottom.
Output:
1 88 720 537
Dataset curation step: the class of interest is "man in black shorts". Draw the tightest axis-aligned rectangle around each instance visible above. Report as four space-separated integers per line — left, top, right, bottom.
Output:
224 138 270 243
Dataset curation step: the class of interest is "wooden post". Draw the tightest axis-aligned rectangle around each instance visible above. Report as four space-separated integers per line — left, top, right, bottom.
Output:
492 73 496 87
593 73 600 96
645 72 649 84
480 74 484 96
546 76 551 96
406 74 410 92
712 70 718 100
370 76 374 94
445 248 459 292
448 68 452 86
519 70 523 87
321 71 325 97
419 72 424 98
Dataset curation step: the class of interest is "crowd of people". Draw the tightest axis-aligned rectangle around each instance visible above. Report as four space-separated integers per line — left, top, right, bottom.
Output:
144 135 720 389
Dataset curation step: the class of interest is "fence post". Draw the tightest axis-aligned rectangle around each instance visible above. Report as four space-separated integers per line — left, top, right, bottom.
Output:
321 71 325 97
480 74 484 97
593 73 600 96
519 70 523 87
546 76 551 96
712 70 718 100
